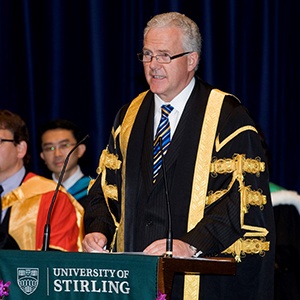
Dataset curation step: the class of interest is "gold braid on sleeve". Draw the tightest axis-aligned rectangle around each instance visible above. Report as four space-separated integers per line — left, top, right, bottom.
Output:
96 145 122 249
207 154 270 262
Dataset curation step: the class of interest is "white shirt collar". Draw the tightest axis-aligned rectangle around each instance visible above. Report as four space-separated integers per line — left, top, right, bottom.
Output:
154 77 195 137
154 77 195 113
52 165 84 190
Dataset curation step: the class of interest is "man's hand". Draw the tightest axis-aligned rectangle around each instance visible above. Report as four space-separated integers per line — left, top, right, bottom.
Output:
82 232 109 253
143 239 195 257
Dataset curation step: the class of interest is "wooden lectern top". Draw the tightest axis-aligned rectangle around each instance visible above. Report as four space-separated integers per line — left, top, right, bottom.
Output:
158 256 236 300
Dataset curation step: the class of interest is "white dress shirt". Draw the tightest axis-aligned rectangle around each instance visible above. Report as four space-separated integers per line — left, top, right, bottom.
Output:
153 77 195 139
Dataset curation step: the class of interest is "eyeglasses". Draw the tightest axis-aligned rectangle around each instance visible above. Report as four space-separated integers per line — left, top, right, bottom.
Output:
42 142 76 153
137 51 192 64
0 138 15 144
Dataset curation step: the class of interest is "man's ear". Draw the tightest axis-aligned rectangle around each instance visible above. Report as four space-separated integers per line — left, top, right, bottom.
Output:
40 151 45 161
187 51 199 71
16 141 28 159
76 144 86 158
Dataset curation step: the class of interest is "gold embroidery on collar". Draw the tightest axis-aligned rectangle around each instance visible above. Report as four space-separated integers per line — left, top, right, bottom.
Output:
215 125 258 152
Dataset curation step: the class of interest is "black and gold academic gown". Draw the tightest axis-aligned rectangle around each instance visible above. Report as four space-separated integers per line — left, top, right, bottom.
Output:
85 77 275 300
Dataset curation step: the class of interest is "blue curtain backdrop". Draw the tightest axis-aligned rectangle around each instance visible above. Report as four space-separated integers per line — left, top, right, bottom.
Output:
1 0 299 192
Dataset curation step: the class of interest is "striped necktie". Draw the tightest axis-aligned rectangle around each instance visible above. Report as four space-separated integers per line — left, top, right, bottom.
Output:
153 104 174 182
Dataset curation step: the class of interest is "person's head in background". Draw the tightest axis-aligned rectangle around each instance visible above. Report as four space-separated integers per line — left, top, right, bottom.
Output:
0 110 29 183
39 119 86 181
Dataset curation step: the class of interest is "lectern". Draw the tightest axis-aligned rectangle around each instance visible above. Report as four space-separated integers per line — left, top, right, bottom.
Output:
158 256 236 300
0 250 235 299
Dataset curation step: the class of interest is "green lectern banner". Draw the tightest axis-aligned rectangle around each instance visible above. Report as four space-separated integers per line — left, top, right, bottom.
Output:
0 250 159 299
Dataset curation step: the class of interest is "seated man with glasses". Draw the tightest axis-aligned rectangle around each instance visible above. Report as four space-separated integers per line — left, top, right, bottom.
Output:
39 119 91 210
0 110 84 251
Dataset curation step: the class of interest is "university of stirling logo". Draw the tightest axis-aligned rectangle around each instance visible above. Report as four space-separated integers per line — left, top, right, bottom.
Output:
17 268 39 295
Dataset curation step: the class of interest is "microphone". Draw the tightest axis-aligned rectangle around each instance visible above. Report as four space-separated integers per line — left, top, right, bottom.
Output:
41 134 89 251
159 137 173 258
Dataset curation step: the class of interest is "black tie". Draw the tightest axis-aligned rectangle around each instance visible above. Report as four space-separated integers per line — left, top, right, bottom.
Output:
0 185 3 223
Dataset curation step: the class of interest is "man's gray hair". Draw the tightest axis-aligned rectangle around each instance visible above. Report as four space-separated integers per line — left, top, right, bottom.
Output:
144 12 202 67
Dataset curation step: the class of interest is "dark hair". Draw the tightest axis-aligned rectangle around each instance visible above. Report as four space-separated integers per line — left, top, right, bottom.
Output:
39 119 83 143
0 109 30 165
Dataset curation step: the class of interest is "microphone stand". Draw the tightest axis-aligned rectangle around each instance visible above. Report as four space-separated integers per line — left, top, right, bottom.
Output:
41 134 89 251
159 137 173 258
